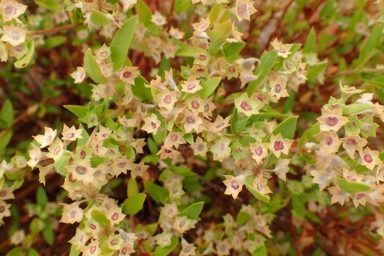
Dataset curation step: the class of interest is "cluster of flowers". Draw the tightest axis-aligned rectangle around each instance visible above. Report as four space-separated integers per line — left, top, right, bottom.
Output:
305 84 384 208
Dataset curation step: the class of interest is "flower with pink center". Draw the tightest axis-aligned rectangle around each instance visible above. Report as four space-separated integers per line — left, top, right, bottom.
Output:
0 0 27 22
181 76 202 93
222 175 245 199
120 66 138 85
314 131 341 154
269 133 293 158
235 0 257 21
183 109 203 133
234 93 260 117
317 107 349 132
142 113 161 134
249 142 269 164
190 136 208 157
253 176 272 195
269 76 289 101
341 134 367 158
156 88 178 110
359 147 382 170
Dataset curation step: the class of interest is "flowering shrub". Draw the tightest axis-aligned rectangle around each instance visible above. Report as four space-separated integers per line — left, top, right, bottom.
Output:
1 0 384 255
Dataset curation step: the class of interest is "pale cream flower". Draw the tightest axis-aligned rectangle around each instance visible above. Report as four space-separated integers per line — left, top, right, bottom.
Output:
1 24 26 46
70 67 86 83
33 127 57 148
151 11 167 26
234 0 257 21
0 0 27 22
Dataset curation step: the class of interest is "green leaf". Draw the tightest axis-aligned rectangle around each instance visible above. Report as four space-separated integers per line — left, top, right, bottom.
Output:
110 16 139 70
176 43 199 57
135 0 152 25
208 20 232 53
64 105 88 119
27 248 40 256
298 123 320 149
174 0 192 13
155 236 178 256
247 50 278 96
35 0 61 10
45 36 67 49
252 246 267 256
236 211 251 225
360 72 384 87
0 99 14 128
54 155 70 176
69 245 81 256
91 210 111 227
355 24 383 68
127 178 139 198
336 177 371 193
172 166 196 176
245 176 270 203
122 193 146 215
223 41 245 59
6 246 23 256
36 186 48 207
303 27 316 53
84 49 107 84
0 129 13 151
292 194 306 219
342 104 373 115
147 137 159 155
15 37 34 68
145 182 169 204
209 4 230 24
197 77 221 99
179 202 204 220
90 10 111 26
77 125 89 147
306 62 327 81
131 75 152 100
272 116 298 139
42 223 54 245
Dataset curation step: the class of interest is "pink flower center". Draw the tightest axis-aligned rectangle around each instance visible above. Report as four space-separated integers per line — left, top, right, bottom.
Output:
111 212 119 221
150 121 157 129
54 146 61 155
90 245 97 254
79 150 86 159
274 141 284 151
187 83 196 91
347 176 357 182
240 101 252 111
255 181 262 192
191 100 200 109
75 166 87 174
356 193 366 200
347 138 357 146
230 179 240 190
325 136 333 145
363 153 373 163
198 54 207 61
237 2 248 15
274 84 282 93
100 51 108 58
163 95 172 104
326 116 338 126
110 239 119 246
186 116 195 124
123 71 132 78
255 146 263 156
4 5 17 16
